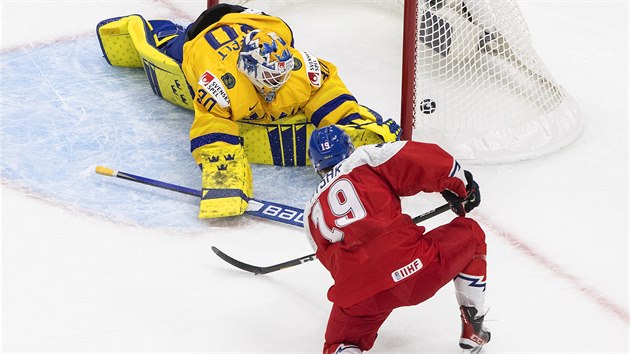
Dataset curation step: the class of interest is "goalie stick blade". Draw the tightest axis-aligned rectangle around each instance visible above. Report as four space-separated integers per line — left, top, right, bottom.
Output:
246 199 305 228
211 246 317 275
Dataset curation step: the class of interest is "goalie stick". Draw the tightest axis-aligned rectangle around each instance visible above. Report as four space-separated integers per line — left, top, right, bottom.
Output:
95 166 304 227
211 201 453 275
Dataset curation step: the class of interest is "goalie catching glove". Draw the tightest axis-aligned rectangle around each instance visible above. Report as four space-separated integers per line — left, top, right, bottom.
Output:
338 106 402 145
199 143 253 218
441 170 481 216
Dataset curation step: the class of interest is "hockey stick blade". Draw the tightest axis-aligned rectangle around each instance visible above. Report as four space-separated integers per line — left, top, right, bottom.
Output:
245 199 304 228
211 246 316 275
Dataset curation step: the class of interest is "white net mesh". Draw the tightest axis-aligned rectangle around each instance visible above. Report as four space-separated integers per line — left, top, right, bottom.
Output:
211 0 582 163
409 0 582 162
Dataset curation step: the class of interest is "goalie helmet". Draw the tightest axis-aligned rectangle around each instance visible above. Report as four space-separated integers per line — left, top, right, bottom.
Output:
308 125 355 174
237 29 295 102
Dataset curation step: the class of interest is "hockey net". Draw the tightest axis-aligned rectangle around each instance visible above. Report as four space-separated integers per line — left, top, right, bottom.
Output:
206 0 582 163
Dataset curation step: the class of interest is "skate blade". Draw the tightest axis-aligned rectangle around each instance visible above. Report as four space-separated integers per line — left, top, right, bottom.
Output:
462 346 483 354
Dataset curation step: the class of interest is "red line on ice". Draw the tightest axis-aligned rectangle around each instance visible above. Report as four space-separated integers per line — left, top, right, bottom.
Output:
477 214 629 324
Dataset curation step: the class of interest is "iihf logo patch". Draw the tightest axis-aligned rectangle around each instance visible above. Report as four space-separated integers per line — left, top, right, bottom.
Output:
391 258 423 282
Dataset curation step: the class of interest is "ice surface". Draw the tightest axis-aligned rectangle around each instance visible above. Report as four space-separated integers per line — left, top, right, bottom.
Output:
1 0 628 353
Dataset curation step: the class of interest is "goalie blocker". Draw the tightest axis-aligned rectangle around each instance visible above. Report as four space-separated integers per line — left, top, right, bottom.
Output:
199 143 253 218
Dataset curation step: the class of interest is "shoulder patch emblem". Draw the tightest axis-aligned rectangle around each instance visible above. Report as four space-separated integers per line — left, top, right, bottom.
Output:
221 73 236 89
199 71 230 108
292 57 302 71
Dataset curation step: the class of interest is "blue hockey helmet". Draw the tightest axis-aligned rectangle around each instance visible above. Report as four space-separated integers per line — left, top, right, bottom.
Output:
308 125 355 173
237 29 295 102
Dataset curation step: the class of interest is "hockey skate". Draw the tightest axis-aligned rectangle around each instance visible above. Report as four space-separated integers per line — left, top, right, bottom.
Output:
326 343 362 354
459 306 490 354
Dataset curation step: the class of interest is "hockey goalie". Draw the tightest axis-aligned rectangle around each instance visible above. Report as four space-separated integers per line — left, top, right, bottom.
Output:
96 4 401 219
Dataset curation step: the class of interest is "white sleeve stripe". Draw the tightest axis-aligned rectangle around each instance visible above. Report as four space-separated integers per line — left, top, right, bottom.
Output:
449 160 461 177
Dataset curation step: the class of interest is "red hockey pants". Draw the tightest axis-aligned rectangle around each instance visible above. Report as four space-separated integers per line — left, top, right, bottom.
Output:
323 217 487 353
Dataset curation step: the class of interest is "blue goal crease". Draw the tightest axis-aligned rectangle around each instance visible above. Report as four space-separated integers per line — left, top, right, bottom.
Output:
0 37 315 230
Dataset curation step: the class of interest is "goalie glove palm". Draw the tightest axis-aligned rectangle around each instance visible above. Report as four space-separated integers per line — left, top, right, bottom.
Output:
346 117 401 143
337 105 401 145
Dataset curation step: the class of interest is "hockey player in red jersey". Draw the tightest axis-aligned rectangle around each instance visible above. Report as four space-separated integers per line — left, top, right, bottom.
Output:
304 126 491 354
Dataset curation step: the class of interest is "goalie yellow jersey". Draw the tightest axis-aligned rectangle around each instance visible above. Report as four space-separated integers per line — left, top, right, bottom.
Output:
181 12 365 165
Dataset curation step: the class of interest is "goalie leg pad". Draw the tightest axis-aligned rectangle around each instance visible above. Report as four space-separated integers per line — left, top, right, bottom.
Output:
237 113 314 166
97 15 145 67
235 110 398 167
199 144 253 218
96 15 194 110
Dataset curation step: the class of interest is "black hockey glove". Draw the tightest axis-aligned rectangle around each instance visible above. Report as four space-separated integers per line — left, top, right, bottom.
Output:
441 170 481 216
463 170 481 213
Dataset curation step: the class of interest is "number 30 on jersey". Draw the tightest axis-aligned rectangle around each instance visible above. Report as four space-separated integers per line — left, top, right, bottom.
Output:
309 178 366 243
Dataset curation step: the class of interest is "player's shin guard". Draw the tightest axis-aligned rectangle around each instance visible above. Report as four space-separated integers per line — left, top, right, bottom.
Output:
454 219 488 310
454 256 487 311
454 222 489 351
199 144 253 218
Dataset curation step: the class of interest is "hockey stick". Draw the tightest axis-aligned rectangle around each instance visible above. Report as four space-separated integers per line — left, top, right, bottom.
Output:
211 201 453 275
95 166 305 227
211 246 317 275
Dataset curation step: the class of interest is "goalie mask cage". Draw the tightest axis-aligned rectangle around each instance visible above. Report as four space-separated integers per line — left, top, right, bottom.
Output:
206 0 582 163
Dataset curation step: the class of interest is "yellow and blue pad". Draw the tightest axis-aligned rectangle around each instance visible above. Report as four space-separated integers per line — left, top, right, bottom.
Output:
96 15 193 110
236 106 400 167
337 105 402 144
237 114 313 166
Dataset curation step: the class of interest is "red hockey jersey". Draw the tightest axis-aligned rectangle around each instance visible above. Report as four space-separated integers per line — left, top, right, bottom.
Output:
304 141 468 307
